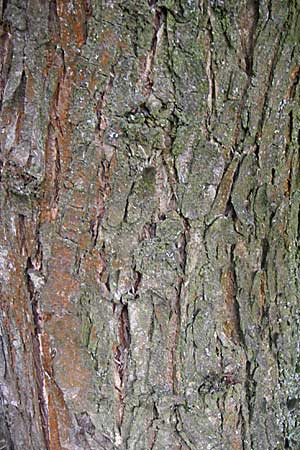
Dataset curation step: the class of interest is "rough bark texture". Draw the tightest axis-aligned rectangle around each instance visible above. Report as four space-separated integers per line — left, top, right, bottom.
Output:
1 0 300 449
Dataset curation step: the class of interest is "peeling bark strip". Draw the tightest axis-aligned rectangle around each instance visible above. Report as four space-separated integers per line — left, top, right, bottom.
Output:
239 0 259 76
139 4 165 96
91 69 116 246
1 1 300 449
26 272 50 450
113 304 131 439
285 65 300 100
41 62 75 223
205 15 216 121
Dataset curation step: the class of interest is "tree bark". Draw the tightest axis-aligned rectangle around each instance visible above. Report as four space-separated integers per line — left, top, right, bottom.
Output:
1 0 300 449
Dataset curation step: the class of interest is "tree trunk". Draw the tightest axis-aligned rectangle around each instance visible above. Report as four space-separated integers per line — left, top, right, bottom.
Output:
1 0 300 449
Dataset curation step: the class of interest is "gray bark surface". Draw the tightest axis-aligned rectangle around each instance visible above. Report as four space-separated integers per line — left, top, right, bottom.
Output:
0 0 300 449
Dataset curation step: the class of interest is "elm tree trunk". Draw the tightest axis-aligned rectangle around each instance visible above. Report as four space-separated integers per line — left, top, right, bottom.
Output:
1 1 300 449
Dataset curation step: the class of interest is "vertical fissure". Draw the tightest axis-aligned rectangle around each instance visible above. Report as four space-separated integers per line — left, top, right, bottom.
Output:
25 258 50 450
113 304 131 443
